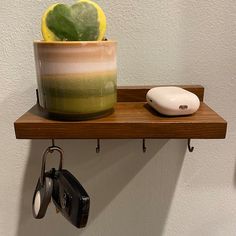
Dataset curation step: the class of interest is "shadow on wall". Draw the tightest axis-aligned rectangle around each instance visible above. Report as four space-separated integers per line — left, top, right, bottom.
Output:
16 138 187 236
234 158 236 189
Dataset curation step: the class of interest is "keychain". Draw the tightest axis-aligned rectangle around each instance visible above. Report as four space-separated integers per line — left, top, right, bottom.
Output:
32 143 90 228
32 146 63 219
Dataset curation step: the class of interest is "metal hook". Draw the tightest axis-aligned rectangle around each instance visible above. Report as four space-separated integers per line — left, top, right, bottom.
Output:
36 89 39 104
48 139 56 153
51 139 55 147
143 139 147 153
40 144 63 185
96 139 100 153
187 139 194 152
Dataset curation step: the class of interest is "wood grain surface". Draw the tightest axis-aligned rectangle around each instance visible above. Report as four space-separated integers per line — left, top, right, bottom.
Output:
14 101 227 139
117 85 204 102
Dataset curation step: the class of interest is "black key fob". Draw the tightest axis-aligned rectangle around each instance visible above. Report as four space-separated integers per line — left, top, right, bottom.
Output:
52 169 90 228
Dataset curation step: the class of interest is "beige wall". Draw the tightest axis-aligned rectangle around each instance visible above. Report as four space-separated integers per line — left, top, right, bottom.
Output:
0 0 236 235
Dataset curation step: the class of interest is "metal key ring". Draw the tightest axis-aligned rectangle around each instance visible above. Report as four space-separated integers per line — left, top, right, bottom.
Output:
40 146 63 185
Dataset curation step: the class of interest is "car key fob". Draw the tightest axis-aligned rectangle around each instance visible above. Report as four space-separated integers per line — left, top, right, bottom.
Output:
52 169 90 228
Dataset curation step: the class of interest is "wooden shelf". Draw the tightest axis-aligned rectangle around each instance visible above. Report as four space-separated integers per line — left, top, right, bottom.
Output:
14 85 227 139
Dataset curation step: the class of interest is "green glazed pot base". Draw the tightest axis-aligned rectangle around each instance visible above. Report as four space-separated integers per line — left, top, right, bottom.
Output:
45 107 114 121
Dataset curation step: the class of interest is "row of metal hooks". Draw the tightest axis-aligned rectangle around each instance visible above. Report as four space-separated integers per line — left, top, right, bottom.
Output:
96 139 194 153
48 139 194 153
46 138 194 153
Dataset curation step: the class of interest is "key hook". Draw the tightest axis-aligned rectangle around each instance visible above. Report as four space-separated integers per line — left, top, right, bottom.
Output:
51 139 55 148
187 139 194 152
143 139 147 153
96 139 100 153
40 140 63 185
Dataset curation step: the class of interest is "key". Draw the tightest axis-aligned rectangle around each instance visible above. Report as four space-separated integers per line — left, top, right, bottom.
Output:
51 169 90 228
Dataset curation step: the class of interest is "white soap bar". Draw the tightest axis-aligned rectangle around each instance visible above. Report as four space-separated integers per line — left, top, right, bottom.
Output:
146 87 200 116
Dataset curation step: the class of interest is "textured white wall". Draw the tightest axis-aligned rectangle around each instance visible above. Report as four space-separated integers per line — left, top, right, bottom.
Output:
0 0 236 235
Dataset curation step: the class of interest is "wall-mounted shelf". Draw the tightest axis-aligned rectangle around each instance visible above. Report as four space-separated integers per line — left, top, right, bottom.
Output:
14 85 227 139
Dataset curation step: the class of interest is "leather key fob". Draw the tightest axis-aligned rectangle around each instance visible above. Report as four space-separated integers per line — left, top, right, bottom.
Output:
32 146 63 220
52 169 90 228
32 171 53 219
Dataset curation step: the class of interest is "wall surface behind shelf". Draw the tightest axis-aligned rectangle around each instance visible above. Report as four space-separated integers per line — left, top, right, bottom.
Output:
0 0 236 235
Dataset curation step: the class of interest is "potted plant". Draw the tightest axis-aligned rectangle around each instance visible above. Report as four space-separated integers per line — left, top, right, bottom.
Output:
34 0 117 119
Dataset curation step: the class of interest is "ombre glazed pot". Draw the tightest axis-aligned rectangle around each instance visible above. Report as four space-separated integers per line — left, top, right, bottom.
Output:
34 41 117 120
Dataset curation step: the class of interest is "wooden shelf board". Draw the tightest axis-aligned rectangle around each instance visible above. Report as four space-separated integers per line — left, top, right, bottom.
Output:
14 102 227 139
117 85 205 102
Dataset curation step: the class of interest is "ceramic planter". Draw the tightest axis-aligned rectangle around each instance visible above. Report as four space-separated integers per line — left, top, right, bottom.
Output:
34 41 117 119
